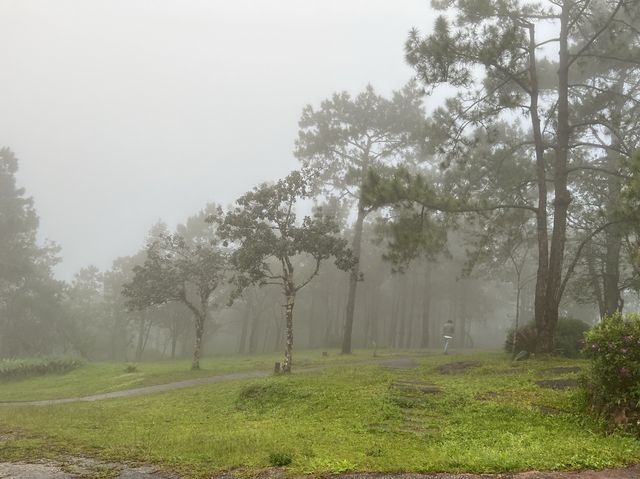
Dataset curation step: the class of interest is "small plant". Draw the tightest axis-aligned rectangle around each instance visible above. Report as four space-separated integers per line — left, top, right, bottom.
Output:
269 451 292 467
364 445 383 457
124 364 138 373
582 312 640 432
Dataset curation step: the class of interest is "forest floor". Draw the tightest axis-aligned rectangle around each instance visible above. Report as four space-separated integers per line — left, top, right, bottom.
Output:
0 351 639 478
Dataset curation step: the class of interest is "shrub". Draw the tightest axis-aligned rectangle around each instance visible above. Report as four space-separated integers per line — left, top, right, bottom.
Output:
554 317 592 357
505 317 590 357
0 357 84 380
505 321 537 355
582 312 640 430
269 451 292 467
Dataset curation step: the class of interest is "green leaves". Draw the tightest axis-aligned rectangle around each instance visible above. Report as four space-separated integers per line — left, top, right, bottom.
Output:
221 171 352 295
294 83 425 200
122 208 230 313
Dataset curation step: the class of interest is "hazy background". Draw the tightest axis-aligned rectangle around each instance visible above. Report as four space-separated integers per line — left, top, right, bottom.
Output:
0 0 434 279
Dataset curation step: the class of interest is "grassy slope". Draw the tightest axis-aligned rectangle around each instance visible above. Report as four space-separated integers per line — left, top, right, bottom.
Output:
0 349 397 402
0 351 638 478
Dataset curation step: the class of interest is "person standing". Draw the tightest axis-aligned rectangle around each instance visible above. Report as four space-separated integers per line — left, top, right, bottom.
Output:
442 319 455 354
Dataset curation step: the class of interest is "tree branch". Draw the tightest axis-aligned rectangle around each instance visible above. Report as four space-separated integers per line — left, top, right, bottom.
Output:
558 219 629 301
567 0 625 68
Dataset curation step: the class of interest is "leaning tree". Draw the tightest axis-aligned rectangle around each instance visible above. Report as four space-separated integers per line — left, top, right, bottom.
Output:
221 171 352 372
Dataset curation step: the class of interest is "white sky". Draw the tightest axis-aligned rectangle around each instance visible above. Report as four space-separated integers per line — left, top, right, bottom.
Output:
0 0 435 279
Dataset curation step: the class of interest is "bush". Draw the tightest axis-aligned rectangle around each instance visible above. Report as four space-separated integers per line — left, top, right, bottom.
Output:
582 312 640 430
0 357 84 380
554 317 592 357
505 317 590 357
505 321 537 355
269 451 292 467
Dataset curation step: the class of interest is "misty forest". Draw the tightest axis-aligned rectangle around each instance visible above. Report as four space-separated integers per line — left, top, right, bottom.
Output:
2 1 640 478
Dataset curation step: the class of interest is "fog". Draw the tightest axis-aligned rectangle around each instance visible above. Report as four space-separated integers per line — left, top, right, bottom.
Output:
0 0 433 279
2 0 638 365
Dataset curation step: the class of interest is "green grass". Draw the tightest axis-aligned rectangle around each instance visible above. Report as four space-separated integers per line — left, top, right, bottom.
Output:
0 348 410 402
0 351 638 478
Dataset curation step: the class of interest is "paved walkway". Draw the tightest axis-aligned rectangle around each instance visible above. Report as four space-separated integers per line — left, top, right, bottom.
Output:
0 369 273 407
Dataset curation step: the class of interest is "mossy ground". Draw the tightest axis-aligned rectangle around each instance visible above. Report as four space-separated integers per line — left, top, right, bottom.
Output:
0 350 638 478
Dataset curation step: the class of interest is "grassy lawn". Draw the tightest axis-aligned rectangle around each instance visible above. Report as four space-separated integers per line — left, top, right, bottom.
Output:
0 351 638 478
0 348 411 402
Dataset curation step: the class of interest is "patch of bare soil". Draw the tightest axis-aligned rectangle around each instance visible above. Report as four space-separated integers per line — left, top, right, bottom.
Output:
535 378 579 390
541 367 581 375
435 361 481 374
0 456 180 478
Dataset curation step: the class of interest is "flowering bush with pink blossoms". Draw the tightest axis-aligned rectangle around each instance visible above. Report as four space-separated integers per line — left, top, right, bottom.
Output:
583 311 640 428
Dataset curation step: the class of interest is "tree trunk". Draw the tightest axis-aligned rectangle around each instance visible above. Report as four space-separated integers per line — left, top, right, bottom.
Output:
282 290 296 373
191 310 206 370
585 241 606 318
603 87 625 316
603 220 623 316
341 204 367 354
421 262 431 348
537 3 571 354
526 22 551 353
512 274 522 359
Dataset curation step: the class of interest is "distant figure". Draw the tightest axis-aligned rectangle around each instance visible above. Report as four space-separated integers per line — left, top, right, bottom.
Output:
442 319 455 354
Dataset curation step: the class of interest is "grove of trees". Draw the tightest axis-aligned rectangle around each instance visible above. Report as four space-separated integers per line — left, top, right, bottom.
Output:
1 0 639 367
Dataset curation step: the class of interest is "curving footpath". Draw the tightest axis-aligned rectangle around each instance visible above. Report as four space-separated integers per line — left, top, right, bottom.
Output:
0 369 272 407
